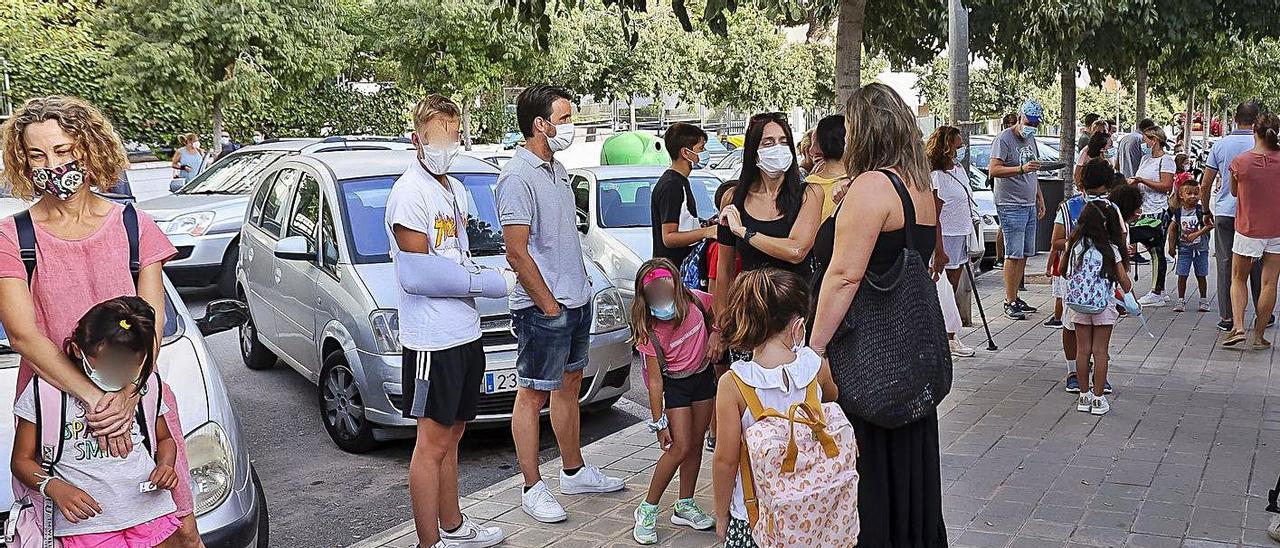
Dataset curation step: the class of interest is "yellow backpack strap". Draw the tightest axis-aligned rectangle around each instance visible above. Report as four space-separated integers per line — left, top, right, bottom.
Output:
729 370 768 421
803 380 825 422
728 371 763 528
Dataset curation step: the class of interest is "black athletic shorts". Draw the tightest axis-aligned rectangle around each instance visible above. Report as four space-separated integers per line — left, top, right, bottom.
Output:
401 339 486 425
663 367 717 409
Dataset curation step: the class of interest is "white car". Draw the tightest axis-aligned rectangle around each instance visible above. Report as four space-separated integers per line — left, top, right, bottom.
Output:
0 282 268 546
569 165 722 305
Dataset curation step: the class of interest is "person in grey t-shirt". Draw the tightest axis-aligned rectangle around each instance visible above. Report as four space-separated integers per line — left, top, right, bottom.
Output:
496 85 623 525
1118 118 1157 178
989 99 1046 320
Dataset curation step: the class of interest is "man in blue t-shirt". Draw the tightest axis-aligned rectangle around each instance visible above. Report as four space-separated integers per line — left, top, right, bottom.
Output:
1200 100 1266 332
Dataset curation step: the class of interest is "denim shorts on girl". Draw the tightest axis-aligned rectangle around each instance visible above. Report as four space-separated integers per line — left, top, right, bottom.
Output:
61 513 180 548
1176 245 1210 277
512 304 591 391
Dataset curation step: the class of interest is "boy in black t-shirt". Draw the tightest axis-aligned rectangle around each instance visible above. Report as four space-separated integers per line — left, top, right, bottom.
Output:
652 122 717 266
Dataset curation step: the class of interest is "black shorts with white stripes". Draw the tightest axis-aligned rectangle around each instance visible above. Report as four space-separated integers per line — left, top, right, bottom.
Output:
400 339 486 425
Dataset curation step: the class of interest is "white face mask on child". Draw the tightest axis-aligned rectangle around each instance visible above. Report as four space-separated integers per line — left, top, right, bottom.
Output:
81 355 134 393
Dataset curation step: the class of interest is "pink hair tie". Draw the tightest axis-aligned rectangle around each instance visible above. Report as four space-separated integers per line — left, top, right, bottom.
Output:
642 268 675 287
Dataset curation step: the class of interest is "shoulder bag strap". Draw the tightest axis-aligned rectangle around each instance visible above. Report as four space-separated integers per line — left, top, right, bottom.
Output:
122 203 141 286
14 211 36 285
647 328 670 376
876 169 918 251
687 289 712 331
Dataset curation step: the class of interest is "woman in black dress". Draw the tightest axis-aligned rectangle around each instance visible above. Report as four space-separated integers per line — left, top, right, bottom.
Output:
809 83 949 547
710 113 823 356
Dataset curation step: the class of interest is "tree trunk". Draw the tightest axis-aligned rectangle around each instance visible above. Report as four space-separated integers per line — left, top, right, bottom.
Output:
947 0 970 128
462 99 474 151
1183 88 1195 153
834 0 868 105
211 92 224 161
1059 59 1076 199
628 97 637 131
1135 63 1148 124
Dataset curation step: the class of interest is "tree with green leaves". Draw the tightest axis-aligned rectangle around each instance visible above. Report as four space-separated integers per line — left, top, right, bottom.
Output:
374 0 543 149
96 0 355 158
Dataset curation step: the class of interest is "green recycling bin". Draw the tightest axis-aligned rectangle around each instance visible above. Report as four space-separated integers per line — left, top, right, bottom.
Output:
601 131 668 166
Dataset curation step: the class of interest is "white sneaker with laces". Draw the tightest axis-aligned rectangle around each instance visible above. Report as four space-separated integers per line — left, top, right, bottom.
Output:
439 514 505 547
949 339 976 358
1137 292 1167 306
1198 299 1211 312
1076 393 1094 412
1091 394 1111 416
521 481 567 523
560 465 625 495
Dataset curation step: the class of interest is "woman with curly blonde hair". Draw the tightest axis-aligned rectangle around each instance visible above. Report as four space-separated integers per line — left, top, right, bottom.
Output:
0 96 204 547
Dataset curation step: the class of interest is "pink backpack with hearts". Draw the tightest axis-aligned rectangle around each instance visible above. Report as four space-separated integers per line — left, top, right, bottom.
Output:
729 372 861 547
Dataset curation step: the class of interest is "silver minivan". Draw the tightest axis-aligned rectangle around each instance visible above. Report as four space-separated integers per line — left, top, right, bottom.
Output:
234 150 633 453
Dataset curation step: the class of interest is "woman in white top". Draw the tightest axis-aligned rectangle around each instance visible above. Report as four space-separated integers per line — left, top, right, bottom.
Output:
711 269 838 547
925 125 977 358
1129 126 1177 305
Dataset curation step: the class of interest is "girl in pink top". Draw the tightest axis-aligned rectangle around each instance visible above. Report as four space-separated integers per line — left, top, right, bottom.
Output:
0 96 200 546
629 259 718 544
1225 112 1280 349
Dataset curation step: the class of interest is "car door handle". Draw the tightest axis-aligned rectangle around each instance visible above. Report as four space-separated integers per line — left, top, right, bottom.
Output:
274 268 281 284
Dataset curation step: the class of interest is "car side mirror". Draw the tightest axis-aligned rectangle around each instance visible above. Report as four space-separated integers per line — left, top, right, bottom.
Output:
197 299 249 337
274 235 313 261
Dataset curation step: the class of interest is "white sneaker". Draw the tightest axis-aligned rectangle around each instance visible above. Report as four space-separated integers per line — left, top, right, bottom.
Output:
1076 393 1094 412
439 514 505 547
949 339 975 358
521 481 567 523
560 465 624 495
1137 292 1167 306
1091 395 1111 416
1267 514 1280 543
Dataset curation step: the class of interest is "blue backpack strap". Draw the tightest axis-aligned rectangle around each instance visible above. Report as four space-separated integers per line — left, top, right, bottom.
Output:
122 203 141 286
14 210 37 285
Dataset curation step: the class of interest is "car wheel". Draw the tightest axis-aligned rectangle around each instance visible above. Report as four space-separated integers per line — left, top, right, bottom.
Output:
239 302 276 370
251 467 269 548
216 244 239 298
319 352 377 453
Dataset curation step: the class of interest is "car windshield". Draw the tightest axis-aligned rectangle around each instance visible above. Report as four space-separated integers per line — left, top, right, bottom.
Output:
177 152 280 195
339 173 505 263
712 149 742 169
597 176 719 229
0 295 179 362
967 138 1060 171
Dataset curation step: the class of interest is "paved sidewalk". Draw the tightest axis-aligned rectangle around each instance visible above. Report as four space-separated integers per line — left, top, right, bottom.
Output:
353 256 1280 548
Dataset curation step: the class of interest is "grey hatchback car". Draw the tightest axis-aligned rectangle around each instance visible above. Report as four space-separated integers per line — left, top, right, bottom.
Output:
234 150 633 452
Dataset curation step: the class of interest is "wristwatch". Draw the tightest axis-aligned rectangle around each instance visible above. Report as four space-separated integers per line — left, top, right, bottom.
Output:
647 414 669 433
743 229 758 244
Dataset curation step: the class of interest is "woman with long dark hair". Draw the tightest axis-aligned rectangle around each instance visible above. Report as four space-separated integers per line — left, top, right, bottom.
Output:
809 83 948 547
711 112 823 354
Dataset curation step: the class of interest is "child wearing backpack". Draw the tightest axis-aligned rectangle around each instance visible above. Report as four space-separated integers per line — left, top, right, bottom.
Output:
10 296 180 547
630 259 718 544
1167 178 1213 312
1060 203 1134 416
711 269 851 548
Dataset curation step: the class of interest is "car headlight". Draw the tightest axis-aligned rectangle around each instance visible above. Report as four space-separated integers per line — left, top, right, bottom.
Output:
591 288 628 334
370 309 401 354
165 211 216 236
186 421 234 516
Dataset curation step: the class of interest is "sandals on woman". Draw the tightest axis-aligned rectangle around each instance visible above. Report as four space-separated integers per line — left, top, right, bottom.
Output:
1253 337 1273 350
1222 330 1248 348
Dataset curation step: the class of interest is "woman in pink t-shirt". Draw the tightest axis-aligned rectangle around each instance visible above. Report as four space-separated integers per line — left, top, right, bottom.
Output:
1225 113 1280 349
0 96 200 546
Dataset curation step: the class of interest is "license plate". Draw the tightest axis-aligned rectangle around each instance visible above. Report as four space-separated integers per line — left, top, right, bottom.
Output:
483 370 519 394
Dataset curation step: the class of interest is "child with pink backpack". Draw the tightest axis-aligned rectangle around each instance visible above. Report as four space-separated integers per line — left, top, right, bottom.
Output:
9 297 181 547
711 269 859 548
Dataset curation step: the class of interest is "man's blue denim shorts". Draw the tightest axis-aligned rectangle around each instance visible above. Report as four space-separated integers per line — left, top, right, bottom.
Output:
512 304 591 391
997 204 1039 259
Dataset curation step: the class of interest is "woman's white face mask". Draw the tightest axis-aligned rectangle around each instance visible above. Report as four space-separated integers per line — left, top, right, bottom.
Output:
757 143 794 176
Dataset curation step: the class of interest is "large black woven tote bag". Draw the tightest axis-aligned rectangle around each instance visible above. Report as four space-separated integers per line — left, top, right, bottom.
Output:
828 169 952 429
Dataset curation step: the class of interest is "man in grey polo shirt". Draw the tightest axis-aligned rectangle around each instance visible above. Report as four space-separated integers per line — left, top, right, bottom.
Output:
496 85 624 525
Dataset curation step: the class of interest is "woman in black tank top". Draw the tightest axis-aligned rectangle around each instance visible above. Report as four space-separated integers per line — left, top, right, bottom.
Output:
808 83 949 547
